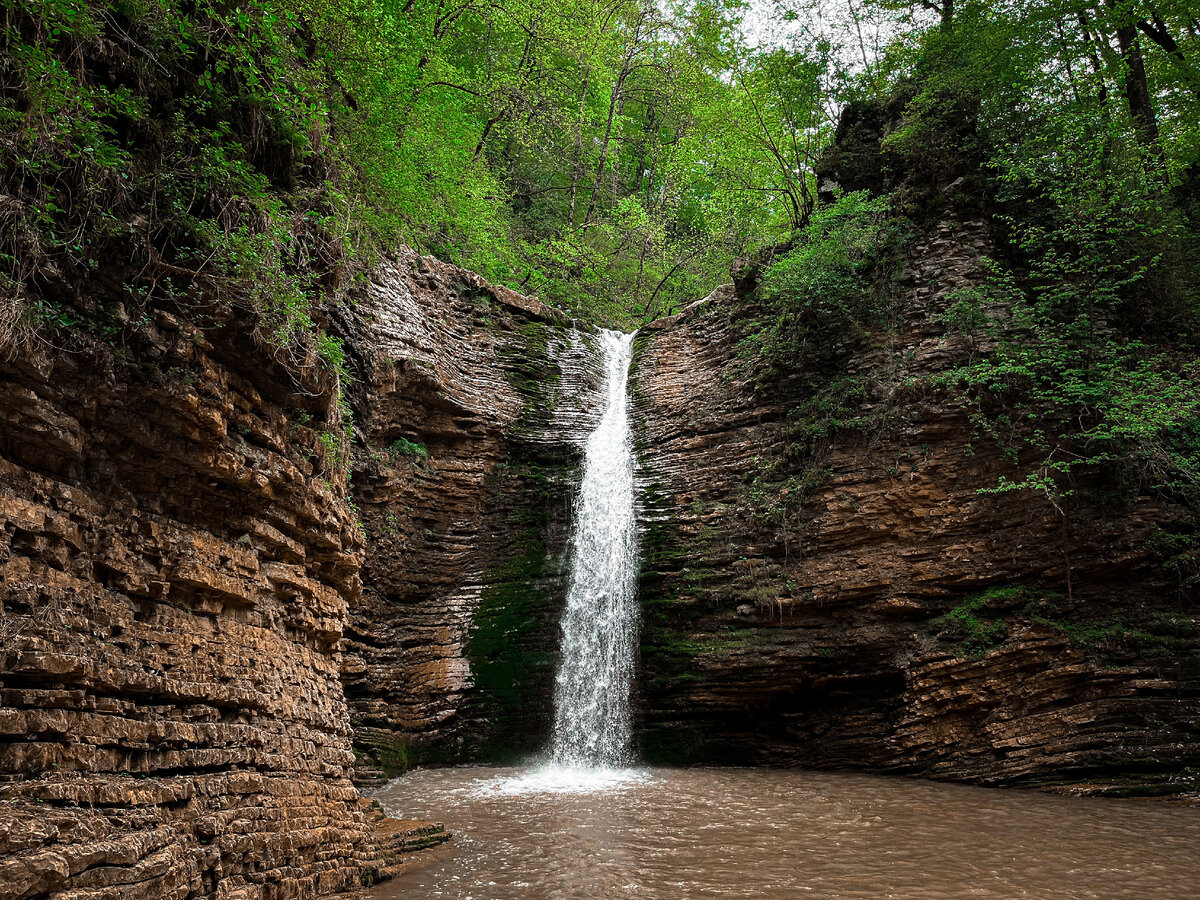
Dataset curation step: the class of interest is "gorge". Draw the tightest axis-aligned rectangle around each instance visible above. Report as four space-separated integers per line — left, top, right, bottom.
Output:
3 225 1197 898
2 0 1200 897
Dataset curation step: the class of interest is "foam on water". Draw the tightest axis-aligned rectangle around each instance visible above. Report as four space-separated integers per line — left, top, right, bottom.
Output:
471 764 653 797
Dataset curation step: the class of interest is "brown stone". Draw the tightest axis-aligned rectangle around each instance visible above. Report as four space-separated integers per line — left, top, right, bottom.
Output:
629 217 1200 792
0 297 428 896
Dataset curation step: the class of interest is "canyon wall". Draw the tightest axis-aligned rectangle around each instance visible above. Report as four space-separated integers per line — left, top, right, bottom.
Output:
630 213 1200 792
332 251 603 778
333 225 1198 797
0 307 400 897
0 245 603 900
1 200 1195 900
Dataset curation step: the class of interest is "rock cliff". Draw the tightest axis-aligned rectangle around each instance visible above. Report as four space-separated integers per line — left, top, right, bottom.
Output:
0 243 600 897
630 214 1200 792
0 309 402 897
332 251 605 776
2 185 1195 900
329 225 1198 796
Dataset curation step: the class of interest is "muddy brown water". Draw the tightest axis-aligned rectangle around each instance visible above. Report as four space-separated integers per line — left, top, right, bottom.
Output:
369 766 1199 899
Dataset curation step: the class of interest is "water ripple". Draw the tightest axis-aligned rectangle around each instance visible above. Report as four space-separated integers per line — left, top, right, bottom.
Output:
371 767 1200 900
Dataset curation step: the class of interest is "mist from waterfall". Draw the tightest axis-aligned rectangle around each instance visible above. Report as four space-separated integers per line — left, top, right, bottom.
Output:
549 328 640 769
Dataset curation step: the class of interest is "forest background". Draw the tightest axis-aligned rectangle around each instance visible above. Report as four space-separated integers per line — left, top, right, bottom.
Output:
2 0 1199 551
5 0 1197 327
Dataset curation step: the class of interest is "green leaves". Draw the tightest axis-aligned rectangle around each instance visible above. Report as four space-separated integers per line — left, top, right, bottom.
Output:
741 190 902 376
283 0 815 325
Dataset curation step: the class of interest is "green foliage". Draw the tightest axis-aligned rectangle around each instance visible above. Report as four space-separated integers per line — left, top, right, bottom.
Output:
1148 519 1200 594
677 43 832 236
0 0 849 333
384 437 429 462
283 0 810 326
947 331 1200 507
742 374 874 537
6 0 1200 574
739 190 905 376
786 376 873 449
933 585 1198 660
727 192 907 537
814 0 1200 526
936 287 990 335
933 586 1028 657
762 191 897 309
1025 599 1200 663
931 125 1200 510
0 0 370 394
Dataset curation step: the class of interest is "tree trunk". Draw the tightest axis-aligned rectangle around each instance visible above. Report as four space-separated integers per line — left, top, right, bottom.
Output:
1106 0 1161 148
472 113 504 162
584 65 631 226
568 70 590 229
1136 15 1200 99
584 8 651 226
1078 11 1111 106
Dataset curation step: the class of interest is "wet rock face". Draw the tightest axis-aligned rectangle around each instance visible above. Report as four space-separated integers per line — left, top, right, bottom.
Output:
631 217 1200 791
334 251 605 775
0 318 381 896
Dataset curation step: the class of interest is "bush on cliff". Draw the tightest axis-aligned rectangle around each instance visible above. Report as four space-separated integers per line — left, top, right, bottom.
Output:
0 0 362 380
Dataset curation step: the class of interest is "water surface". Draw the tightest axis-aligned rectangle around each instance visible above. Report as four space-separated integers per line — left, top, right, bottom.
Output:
371 766 1199 899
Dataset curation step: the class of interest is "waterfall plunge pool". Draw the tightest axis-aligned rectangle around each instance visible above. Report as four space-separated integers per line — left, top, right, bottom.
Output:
368 765 1199 899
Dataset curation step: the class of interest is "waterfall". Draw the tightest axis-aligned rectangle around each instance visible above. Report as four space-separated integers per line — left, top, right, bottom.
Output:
550 328 640 768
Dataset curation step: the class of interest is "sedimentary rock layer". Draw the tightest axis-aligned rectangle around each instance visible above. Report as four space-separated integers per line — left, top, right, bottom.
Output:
631 216 1200 791
0 313 381 897
0 246 603 900
333 251 605 776
4 216 1193 900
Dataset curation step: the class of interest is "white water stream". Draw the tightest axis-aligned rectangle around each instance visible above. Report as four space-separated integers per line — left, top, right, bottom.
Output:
550 328 640 768
488 328 643 794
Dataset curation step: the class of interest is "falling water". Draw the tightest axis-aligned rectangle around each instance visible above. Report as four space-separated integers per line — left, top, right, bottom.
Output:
550 328 639 768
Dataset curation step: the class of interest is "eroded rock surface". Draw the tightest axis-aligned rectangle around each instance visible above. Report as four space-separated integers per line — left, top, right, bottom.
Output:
2 211 1195 900
631 216 1200 791
332 251 606 776
0 314 394 898
0 248 604 900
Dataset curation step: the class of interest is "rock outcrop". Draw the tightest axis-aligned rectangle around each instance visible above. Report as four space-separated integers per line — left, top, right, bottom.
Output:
328 221 1198 796
0 311 396 897
332 251 605 776
630 214 1200 792
0 244 607 900
2 199 1195 900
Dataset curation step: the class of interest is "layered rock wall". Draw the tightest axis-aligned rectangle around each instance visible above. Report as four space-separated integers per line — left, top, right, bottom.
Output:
631 216 1200 791
333 252 605 775
3 215 1194 900
0 314 381 897
0 246 609 900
